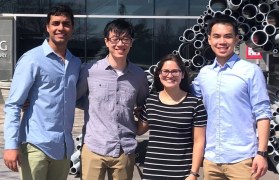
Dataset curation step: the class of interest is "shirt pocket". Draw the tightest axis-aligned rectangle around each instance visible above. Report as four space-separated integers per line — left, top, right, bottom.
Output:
119 85 136 106
89 81 109 102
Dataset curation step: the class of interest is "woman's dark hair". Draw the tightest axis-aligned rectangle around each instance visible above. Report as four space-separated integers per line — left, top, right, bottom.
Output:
104 19 134 38
46 4 74 26
207 14 238 35
152 54 189 92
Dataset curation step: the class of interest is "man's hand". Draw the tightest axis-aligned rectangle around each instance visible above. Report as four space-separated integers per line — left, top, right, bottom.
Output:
251 155 268 179
3 149 21 172
133 106 142 119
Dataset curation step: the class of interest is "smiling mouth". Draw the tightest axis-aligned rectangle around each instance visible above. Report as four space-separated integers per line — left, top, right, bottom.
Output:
218 46 228 49
165 78 176 82
218 47 229 52
56 33 66 36
116 49 126 53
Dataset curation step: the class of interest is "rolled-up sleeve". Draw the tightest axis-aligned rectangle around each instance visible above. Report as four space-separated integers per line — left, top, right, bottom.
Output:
191 76 203 98
249 65 272 121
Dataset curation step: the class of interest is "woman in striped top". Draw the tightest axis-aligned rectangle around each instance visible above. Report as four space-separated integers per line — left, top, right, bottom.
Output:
137 54 207 180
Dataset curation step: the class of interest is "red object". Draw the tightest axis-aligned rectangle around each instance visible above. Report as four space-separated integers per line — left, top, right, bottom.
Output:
246 46 262 59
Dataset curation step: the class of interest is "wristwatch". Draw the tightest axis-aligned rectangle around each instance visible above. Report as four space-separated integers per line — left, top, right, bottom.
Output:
257 151 268 158
190 170 200 177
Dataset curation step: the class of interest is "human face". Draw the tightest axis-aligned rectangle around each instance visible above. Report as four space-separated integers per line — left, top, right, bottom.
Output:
159 60 184 90
46 15 73 49
208 23 239 64
105 32 133 60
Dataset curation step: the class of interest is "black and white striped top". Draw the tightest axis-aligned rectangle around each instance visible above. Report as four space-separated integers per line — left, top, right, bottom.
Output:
140 92 207 180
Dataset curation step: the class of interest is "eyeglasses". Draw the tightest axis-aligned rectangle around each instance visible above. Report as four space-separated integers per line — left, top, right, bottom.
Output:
160 69 182 77
107 36 132 44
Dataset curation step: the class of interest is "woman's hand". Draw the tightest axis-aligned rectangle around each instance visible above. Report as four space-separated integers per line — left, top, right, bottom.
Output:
185 174 197 180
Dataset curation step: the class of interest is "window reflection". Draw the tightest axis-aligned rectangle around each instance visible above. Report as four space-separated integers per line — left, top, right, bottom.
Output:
7 0 210 67
86 18 112 61
129 19 153 67
87 0 153 15
49 0 85 14
153 19 188 63
189 0 208 15
17 17 46 58
68 18 86 62
155 0 188 16
15 0 49 13
27 17 201 67
16 17 86 62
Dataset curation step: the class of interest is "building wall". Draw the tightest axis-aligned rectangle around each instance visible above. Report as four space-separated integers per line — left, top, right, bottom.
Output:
0 0 278 92
0 0 207 67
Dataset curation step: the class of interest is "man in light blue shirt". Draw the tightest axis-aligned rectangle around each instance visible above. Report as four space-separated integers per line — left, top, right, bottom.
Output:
192 15 272 180
3 4 81 180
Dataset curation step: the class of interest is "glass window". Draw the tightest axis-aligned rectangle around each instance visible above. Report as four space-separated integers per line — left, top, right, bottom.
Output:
153 19 189 62
87 0 153 15
50 0 85 14
86 18 154 67
0 1 86 14
0 1 17 13
15 0 49 14
86 0 208 16
118 0 154 15
16 17 86 62
68 18 86 62
154 0 188 16
85 17 200 68
189 0 208 16
153 0 208 16
86 18 111 61
16 17 46 58
129 19 154 68
11 0 212 68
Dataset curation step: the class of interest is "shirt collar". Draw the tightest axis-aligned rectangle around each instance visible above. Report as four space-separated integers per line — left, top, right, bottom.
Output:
42 39 73 61
210 53 240 69
42 39 53 56
104 56 131 73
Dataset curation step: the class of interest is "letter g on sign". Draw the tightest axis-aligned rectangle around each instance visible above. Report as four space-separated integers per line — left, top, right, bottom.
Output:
0 41 8 51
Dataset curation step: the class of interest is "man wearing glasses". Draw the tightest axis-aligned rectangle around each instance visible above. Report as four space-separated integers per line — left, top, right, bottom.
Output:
76 19 149 180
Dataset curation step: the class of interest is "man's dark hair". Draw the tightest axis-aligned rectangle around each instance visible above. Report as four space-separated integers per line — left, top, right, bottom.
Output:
104 19 134 38
152 54 189 92
46 4 74 26
207 14 238 35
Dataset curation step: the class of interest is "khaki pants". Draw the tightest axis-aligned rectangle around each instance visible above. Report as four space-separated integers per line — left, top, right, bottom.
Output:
203 158 256 180
19 143 70 180
81 144 135 180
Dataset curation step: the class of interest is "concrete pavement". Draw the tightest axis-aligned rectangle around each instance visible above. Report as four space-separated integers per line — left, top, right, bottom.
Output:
0 94 144 180
0 92 278 180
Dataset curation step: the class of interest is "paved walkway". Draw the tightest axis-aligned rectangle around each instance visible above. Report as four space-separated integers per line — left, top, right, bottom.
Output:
0 103 83 180
0 92 278 180
0 93 144 180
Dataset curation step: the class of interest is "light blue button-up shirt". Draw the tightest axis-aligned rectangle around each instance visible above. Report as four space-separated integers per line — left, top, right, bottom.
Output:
192 53 272 163
4 39 81 160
